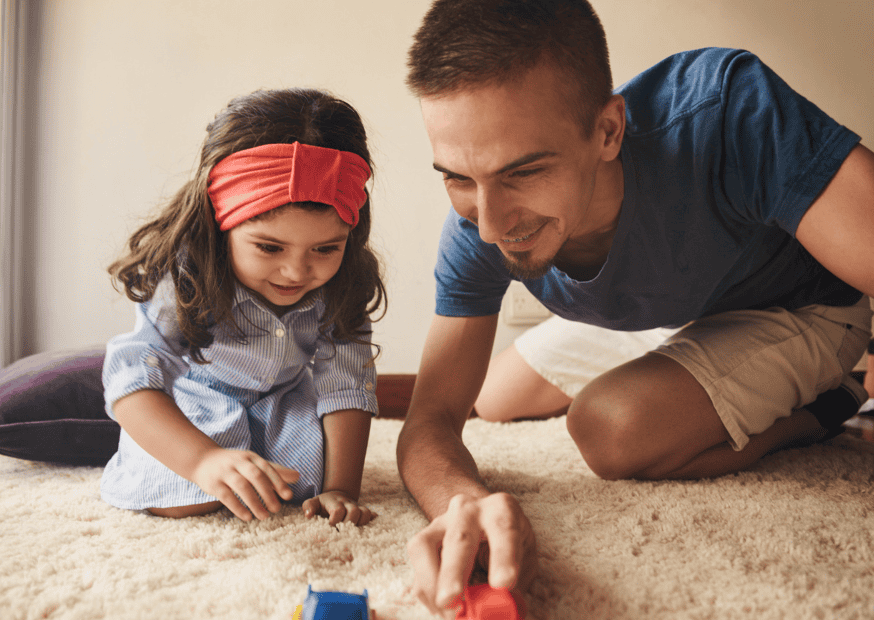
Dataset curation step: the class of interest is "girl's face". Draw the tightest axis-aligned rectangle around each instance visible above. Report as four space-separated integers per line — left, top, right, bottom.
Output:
227 206 349 314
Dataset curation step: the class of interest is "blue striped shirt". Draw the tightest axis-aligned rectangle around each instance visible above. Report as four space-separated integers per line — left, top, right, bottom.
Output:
100 278 377 510
103 278 377 418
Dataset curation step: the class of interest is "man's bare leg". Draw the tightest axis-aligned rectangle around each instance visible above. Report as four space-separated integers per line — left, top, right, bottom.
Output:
475 344 571 421
566 353 830 481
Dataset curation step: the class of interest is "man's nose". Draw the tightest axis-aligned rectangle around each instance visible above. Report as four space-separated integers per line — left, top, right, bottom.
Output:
475 185 514 244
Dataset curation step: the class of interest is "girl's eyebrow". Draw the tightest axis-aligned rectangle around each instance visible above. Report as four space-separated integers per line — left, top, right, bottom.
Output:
249 232 349 246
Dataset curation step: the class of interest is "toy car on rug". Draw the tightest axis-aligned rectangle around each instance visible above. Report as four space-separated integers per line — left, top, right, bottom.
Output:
292 585 371 620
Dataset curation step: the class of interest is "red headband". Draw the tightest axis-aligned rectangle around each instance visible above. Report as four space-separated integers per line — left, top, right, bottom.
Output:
207 142 371 231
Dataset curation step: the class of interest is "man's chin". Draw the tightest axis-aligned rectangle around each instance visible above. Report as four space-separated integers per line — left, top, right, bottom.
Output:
502 252 553 280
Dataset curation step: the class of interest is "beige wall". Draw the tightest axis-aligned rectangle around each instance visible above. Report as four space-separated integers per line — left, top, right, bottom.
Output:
22 0 873 372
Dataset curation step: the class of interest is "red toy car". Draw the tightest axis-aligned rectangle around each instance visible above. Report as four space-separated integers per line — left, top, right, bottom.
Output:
454 584 524 620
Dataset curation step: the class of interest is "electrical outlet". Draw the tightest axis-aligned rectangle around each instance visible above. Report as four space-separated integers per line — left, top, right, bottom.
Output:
502 281 552 325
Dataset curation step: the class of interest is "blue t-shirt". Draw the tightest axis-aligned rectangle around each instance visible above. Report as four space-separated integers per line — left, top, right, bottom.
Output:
434 48 862 330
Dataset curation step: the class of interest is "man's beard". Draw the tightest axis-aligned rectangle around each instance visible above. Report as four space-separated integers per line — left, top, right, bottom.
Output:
502 250 553 280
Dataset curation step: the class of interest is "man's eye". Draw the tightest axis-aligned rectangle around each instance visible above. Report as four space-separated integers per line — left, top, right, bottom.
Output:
256 244 282 254
510 168 540 178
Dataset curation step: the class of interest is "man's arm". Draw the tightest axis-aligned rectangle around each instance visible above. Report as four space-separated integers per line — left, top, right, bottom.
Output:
796 144 874 298
397 314 497 517
398 314 537 618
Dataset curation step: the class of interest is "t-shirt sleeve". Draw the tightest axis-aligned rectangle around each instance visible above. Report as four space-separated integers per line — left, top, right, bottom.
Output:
719 50 861 235
102 279 191 419
312 320 378 418
433 209 512 316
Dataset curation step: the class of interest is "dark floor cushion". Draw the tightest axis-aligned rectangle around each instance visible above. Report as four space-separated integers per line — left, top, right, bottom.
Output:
0 348 118 466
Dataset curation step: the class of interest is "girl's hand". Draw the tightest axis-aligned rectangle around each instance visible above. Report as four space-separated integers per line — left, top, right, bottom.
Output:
302 491 377 526
191 448 300 521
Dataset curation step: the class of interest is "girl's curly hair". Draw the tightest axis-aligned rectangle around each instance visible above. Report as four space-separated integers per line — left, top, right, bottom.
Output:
109 88 386 363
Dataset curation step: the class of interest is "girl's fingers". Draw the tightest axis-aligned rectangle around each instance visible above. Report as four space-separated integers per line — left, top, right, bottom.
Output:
237 464 282 515
302 496 322 519
265 462 298 500
337 503 360 526
355 506 375 526
272 463 301 485
233 479 273 520
304 492 375 527
327 501 348 526
213 484 254 522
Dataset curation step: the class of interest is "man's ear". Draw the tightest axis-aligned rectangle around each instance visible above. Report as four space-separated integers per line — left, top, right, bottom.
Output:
599 94 625 161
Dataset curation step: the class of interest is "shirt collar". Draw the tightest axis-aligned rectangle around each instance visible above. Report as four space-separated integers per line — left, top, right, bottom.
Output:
232 283 323 316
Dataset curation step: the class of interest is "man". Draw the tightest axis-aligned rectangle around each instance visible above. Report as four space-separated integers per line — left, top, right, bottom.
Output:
397 0 874 616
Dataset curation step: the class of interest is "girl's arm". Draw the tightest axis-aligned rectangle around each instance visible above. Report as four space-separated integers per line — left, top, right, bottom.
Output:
113 389 299 520
302 408 374 526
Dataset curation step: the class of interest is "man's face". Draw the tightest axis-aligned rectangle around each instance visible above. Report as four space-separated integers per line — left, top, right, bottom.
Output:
421 62 615 279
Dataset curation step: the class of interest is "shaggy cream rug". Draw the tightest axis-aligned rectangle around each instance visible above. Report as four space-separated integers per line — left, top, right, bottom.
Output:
2 417 873 620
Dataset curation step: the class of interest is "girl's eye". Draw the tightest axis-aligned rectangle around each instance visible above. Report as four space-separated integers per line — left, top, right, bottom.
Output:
315 245 342 255
256 243 282 254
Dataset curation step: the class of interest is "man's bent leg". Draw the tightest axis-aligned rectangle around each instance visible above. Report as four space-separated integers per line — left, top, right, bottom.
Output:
567 300 871 481
477 316 678 422
566 353 837 480
475 344 571 421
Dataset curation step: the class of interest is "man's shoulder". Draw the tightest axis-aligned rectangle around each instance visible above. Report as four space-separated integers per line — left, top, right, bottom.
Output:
618 48 758 136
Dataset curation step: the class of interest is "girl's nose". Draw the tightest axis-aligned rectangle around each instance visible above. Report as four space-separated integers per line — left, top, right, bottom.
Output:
280 257 309 281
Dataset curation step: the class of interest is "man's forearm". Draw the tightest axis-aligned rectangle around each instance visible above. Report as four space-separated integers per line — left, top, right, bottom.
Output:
397 416 491 521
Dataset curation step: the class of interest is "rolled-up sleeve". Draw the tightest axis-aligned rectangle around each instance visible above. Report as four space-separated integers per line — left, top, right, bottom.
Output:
102 284 190 420
312 321 378 418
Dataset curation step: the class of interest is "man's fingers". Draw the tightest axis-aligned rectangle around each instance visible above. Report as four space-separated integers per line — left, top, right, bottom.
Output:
481 493 538 599
480 494 523 588
435 496 482 609
407 523 449 616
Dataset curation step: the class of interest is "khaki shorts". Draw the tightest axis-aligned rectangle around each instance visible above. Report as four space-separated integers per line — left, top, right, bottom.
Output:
654 296 871 450
516 296 872 451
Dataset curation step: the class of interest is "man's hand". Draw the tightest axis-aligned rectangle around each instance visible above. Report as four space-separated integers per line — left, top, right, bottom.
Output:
407 493 537 618
302 490 377 526
190 448 299 521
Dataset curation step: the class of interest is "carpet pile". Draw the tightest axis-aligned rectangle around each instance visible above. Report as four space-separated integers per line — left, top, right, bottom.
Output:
2 417 873 619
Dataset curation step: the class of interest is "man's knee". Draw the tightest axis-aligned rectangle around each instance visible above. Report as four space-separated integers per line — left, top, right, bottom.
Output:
566 388 646 480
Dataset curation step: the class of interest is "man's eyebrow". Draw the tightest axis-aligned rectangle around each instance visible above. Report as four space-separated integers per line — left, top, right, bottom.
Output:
432 151 558 178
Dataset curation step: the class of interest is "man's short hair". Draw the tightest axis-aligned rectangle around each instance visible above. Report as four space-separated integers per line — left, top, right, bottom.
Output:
407 0 613 137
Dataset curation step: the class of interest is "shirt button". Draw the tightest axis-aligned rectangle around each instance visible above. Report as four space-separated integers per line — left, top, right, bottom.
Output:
145 356 160 368
274 328 286 338
365 381 374 391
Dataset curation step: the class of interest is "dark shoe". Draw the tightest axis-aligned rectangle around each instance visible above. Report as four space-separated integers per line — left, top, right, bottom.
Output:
805 376 867 442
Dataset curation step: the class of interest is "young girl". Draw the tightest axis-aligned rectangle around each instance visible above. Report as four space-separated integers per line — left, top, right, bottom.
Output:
100 88 385 526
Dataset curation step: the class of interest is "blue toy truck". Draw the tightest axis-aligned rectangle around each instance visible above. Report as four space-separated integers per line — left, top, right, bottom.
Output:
292 585 370 620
